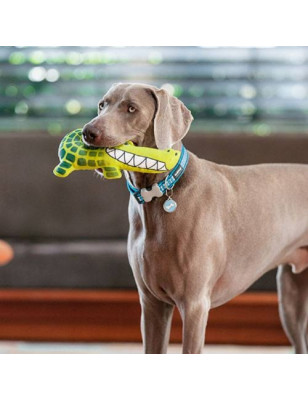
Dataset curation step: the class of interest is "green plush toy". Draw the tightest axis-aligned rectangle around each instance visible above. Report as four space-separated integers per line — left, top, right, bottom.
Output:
53 129 181 179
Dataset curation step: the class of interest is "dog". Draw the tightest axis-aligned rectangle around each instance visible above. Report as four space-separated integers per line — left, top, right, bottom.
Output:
82 82 308 354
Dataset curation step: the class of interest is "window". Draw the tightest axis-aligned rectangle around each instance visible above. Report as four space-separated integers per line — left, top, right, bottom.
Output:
1 46 308 135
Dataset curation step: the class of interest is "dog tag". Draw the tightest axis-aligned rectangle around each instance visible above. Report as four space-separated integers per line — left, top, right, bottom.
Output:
163 198 177 213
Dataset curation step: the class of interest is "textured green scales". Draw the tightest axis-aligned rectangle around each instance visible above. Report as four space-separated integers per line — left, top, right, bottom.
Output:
54 129 120 178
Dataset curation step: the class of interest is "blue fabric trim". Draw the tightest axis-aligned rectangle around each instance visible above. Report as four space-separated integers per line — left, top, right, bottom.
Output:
126 145 189 204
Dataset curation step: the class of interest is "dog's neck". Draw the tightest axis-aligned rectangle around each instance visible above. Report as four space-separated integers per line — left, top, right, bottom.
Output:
126 126 182 189
126 170 167 190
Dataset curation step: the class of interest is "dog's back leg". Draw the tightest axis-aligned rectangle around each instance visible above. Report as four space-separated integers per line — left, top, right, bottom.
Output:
277 264 308 354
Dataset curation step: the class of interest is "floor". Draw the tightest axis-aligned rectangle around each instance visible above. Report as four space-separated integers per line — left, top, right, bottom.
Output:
0 341 293 354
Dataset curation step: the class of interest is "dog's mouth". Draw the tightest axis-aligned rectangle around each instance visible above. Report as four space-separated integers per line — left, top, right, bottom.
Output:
83 134 138 149
82 136 95 148
95 168 104 175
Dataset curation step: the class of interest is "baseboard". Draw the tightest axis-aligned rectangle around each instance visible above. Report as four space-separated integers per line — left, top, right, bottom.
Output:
0 289 289 345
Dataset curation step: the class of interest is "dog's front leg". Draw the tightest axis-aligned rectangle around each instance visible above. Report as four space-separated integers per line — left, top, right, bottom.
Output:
179 298 210 354
140 294 174 354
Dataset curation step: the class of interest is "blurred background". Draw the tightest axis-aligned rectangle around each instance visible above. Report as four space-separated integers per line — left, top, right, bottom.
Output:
1 46 308 353
2 46 308 135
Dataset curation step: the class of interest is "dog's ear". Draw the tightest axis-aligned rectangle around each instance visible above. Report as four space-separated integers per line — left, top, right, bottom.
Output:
149 88 194 149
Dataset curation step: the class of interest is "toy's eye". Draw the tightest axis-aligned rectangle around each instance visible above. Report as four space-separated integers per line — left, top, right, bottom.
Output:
128 105 136 113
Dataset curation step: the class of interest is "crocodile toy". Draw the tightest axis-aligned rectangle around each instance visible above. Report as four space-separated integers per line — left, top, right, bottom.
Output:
53 129 181 179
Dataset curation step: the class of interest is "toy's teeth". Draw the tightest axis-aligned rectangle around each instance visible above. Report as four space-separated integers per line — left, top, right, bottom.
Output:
158 161 166 170
106 148 167 171
124 153 134 164
146 159 157 169
127 157 135 167
107 149 116 158
134 155 145 166
138 160 147 169
117 153 125 162
115 149 124 159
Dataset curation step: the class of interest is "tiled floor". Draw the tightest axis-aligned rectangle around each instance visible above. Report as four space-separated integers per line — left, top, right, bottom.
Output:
0 341 293 354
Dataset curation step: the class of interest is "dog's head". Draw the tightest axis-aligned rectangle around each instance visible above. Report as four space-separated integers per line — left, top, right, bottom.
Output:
82 83 193 150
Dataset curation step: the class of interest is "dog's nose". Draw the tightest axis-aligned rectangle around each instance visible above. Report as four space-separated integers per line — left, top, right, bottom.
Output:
82 125 99 144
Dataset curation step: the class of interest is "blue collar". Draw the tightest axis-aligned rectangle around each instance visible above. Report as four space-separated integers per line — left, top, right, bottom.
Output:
126 145 189 204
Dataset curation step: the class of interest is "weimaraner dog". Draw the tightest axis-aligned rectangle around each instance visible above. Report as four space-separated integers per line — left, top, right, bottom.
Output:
82 83 308 354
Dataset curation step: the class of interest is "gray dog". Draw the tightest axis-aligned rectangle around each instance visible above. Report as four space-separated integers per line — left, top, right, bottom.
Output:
82 83 308 354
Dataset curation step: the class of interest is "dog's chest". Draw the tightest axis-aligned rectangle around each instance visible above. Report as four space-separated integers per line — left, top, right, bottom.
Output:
127 206 211 303
128 228 185 301
127 217 174 297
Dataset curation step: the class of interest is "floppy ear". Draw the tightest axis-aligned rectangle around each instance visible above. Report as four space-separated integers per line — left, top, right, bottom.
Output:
149 88 194 149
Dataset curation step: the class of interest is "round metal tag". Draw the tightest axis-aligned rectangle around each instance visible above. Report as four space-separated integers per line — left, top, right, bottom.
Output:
163 198 177 213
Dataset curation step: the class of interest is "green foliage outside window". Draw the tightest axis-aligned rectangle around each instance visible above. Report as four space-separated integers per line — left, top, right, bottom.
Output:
1 46 308 135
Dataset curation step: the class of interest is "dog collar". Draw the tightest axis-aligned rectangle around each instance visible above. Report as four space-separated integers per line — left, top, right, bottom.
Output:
126 145 189 206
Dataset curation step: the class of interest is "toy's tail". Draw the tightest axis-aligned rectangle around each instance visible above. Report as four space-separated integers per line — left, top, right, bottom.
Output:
53 161 74 178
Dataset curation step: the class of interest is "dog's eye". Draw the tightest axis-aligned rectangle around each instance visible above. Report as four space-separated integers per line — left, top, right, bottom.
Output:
98 102 105 110
128 105 136 113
